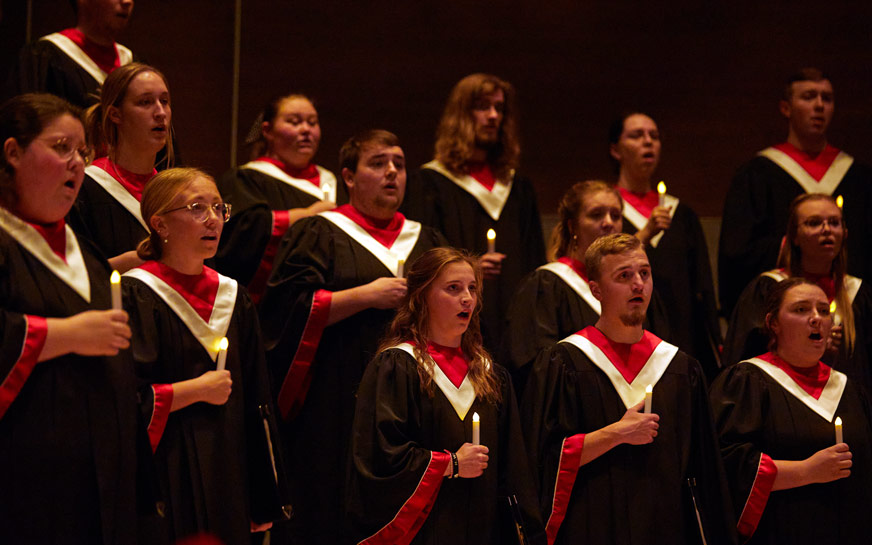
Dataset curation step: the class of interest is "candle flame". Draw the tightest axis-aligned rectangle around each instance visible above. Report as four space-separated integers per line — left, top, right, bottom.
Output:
486 229 496 241
836 195 843 208
472 411 480 422
645 384 653 394
830 301 837 314
110 270 121 284
835 416 842 426
217 337 229 351
657 181 666 195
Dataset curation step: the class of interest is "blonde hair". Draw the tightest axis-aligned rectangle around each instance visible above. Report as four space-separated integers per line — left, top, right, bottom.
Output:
137 167 214 260
584 232 642 282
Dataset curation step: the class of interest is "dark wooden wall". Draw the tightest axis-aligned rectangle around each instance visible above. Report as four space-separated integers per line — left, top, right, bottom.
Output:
3 0 871 217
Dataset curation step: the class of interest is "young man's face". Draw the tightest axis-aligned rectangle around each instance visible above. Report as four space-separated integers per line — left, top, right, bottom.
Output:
591 248 653 327
781 79 834 141
471 89 505 148
343 143 406 219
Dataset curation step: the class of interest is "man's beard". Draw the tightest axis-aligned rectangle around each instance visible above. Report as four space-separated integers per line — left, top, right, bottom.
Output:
619 308 645 327
475 129 499 149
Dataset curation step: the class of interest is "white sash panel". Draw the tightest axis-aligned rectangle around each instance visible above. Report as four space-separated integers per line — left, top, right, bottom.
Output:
391 343 476 420
422 160 513 221
319 211 421 277
743 357 846 422
41 33 132 84
538 262 600 315
621 193 679 248
240 161 338 203
758 147 853 196
85 165 147 229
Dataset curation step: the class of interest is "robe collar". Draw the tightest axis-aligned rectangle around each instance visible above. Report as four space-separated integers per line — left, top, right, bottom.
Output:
758 145 853 196
392 342 476 420
426 342 468 388
240 159 337 203
422 160 513 221
319 208 421 277
0 206 90 302
562 325 678 410
539 259 600 315
620 187 678 248
467 162 496 191
743 354 846 422
40 31 133 85
58 28 120 75
124 263 238 360
255 157 321 186
773 142 841 182
85 161 150 230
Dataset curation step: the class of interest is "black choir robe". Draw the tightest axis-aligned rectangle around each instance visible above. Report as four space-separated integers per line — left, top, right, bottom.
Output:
259 212 446 543
620 194 722 380
522 327 736 545
722 270 872 393
0 208 147 545
403 161 545 350
347 345 546 545
67 164 150 260
123 266 287 544
499 261 673 397
710 358 872 544
5 32 134 107
718 150 872 315
215 160 346 299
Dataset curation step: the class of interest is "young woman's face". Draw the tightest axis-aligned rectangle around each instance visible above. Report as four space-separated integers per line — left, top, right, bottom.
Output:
793 198 844 266
610 113 661 179
572 189 623 257
157 176 226 262
770 283 832 366
5 113 87 223
263 97 321 169
424 261 478 347
112 70 171 156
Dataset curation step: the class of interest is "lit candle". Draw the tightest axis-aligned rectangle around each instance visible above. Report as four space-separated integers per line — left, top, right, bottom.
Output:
472 412 480 445
836 195 843 209
830 301 842 327
322 179 334 202
110 270 122 310
644 384 653 413
397 259 405 278
835 416 843 444
216 337 229 371
657 181 667 208
486 229 496 254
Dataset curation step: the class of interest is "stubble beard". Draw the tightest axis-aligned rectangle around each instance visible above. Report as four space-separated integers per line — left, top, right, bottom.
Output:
619 309 646 327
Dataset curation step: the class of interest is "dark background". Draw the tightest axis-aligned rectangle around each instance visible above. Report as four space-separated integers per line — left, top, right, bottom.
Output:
2 0 871 218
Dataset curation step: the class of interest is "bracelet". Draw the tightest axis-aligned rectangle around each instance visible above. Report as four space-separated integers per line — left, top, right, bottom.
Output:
450 451 459 479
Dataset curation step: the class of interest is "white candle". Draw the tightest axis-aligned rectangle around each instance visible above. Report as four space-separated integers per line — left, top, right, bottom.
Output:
216 337 229 371
835 416 843 444
644 384 653 414
830 301 842 327
472 411 480 445
397 259 405 278
836 195 844 209
110 270 122 310
322 179 334 203
486 229 496 254
657 181 667 208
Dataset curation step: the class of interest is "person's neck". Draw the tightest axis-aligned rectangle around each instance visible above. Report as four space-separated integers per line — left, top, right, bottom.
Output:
113 144 157 175
159 253 205 276
616 170 651 193
787 131 827 157
429 331 462 348
267 152 309 171
74 23 116 47
595 315 644 344
775 347 818 368
569 245 589 264
470 147 489 164
800 255 832 276
350 202 397 223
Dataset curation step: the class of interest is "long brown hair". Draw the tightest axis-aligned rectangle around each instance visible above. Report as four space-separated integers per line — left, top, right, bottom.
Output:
776 192 854 352
548 180 623 261
434 73 520 182
378 247 502 403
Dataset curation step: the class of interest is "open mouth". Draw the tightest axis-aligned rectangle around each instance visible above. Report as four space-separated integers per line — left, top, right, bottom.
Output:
201 234 218 241
629 296 644 303
809 332 823 340
458 311 470 319
64 179 76 189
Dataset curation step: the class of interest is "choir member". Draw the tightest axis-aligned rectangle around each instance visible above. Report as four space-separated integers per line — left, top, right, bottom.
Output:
5 0 136 107
723 193 872 392
0 93 146 544
500 180 671 396
260 129 446 543
711 278 872 543
122 167 287 543
215 94 343 301
68 62 173 273
348 247 545 544
522 233 736 545
609 111 722 380
403 73 545 350
718 68 872 315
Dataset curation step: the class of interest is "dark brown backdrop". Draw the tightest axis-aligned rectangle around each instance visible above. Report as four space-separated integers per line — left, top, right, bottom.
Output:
3 0 871 217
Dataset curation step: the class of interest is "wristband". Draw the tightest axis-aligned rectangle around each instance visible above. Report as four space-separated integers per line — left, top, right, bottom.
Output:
450 451 459 479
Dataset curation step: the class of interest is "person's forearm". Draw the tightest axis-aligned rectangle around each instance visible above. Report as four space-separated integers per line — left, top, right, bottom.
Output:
170 377 204 411
327 286 372 325
771 459 809 490
578 426 621 466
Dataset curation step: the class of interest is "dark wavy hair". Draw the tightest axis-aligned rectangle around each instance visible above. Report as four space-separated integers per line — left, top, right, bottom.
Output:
378 247 501 403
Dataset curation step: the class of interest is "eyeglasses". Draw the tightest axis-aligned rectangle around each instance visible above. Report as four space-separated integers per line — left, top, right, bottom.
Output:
801 217 842 230
40 137 95 165
164 202 232 223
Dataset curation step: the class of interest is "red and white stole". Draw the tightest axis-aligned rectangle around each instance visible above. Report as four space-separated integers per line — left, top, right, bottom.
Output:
240 159 338 203
421 160 513 221
39 31 133 84
758 143 854 196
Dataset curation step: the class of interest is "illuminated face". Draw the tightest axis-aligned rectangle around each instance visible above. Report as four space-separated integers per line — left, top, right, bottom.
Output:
781 79 834 140
793 198 844 267
610 114 661 179
343 143 406 219
591 248 653 326
425 261 478 346
770 283 831 365
471 89 505 148
263 97 321 169
573 189 623 257
111 71 170 157
156 176 225 261
6 114 87 223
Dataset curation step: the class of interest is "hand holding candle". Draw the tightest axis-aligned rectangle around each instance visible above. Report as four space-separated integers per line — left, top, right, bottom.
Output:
216 337 229 371
657 181 667 208
472 412 480 445
835 416 843 444
110 270 122 311
486 229 496 254
644 384 653 414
